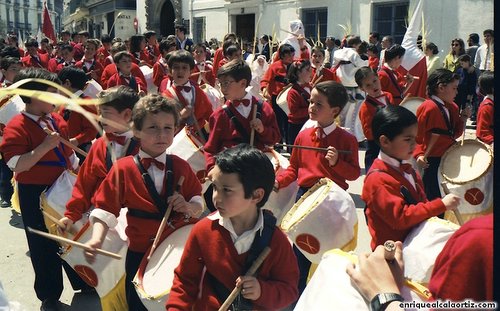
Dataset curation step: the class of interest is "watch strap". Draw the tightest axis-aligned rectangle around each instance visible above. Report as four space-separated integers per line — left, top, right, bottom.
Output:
370 292 404 311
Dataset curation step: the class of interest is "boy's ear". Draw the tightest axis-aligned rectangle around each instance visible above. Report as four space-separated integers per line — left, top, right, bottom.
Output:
331 106 341 118
251 188 265 204
123 108 133 122
379 135 390 148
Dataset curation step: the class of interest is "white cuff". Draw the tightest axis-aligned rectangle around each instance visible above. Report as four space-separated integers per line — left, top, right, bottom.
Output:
69 153 79 170
89 208 118 228
6 155 20 170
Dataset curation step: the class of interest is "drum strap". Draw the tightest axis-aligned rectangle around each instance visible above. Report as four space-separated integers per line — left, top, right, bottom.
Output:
223 102 263 144
381 67 404 99
128 154 174 220
430 99 454 136
105 137 139 171
365 95 387 109
207 210 277 310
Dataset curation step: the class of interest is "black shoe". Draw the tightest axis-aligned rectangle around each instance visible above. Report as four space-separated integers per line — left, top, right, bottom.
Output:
40 299 59 311
0 198 11 208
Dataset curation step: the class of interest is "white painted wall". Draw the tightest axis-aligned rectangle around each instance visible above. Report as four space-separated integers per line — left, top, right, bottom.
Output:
113 10 137 39
136 0 148 33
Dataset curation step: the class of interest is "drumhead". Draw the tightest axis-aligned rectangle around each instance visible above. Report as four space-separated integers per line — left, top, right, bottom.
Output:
281 179 331 231
400 97 425 115
440 140 493 184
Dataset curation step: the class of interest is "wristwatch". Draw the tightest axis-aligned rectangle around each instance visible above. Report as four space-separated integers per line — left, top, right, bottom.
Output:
370 293 404 311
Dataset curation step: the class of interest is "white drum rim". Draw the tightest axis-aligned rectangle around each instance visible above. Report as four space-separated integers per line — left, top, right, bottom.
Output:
265 149 283 173
440 139 493 185
280 178 332 230
400 96 425 115
276 83 293 103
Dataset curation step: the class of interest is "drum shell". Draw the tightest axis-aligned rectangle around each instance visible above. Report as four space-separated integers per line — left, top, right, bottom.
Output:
400 97 425 115
82 79 104 98
438 139 493 224
403 217 459 285
140 65 157 94
200 84 223 111
0 95 25 126
280 178 358 263
167 127 206 182
133 222 195 311
276 84 292 115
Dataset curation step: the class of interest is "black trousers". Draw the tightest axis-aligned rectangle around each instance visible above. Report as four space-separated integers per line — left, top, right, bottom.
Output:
18 183 89 302
0 157 13 201
287 122 305 153
125 250 148 311
422 157 445 218
364 140 380 174
271 95 288 145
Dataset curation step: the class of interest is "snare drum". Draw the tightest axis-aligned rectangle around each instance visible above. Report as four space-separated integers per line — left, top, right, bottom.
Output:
167 127 206 182
276 83 292 115
0 94 25 126
82 79 103 98
294 249 431 310
438 139 493 224
280 178 358 263
200 84 223 110
343 100 365 142
40 170 89 237
403 217 459 286
133 223 194 311
140 65 156 94
400 97 425 115
263 150 299 224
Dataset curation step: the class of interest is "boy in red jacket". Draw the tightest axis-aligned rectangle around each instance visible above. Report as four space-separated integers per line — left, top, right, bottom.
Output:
0 68 90 310
355 66 394 172
75 39 104 86
167 144 299 310
84 94 203 310
378 44 414 105
107 51 147 95
476 71 494 145
362 105 459 250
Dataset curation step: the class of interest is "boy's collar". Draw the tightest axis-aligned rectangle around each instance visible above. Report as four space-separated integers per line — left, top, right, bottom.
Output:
138 149 166 163
378 150 412 169
208 209 264 237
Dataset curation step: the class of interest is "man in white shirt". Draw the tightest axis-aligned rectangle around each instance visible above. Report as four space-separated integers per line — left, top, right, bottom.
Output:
474 29 494 72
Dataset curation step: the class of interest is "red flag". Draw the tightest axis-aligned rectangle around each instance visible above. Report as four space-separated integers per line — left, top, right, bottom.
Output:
42 2 57 43
397 0 427 99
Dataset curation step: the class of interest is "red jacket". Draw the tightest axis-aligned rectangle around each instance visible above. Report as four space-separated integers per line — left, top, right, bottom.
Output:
362 158 446 250
47 57 63 73
476 97 494 144
152 58 169 88
260 60 288 96
21 53 50 69
0 113 73 185
101 63 147 90
58 102 98 145
368 56 379 70
107 72 147 94
359 92 394 141
204 98 281 171
414 98 465 158
65 136 140 222
166 215 299 310
310 66 339 84
93 155 202 252
378 66 406 105
211 48 224 76
190 62 216 87
287 83 310 124
276 126 360 190
96 46 110 68
428 214 493 301
75 58 104 86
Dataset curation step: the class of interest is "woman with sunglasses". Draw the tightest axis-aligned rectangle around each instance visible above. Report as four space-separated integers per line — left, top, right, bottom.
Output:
443 38 466 72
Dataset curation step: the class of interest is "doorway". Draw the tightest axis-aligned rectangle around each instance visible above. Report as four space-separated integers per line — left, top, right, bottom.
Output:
235 14 255 44
160 0 176 37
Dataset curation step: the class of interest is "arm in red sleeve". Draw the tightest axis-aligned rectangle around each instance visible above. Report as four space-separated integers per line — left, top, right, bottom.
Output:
71 112 99 144
203 111 225 172
328 133 361 181
476 103 494 144
255 102 281 146
152 62 164 88
93 164 125 218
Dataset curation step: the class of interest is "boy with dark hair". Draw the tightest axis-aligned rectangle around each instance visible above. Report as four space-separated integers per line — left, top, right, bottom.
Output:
167 144 299 310
190 43 215 87
144 30 160 62
0 56 22 87
310 46 339 84
153 39 176 89
378 44 414 105
100 42 147 88
0 68 90 310
162 50 212 139
56 44 76 72
107 51 146 94
455 54 479 113
97 34 112 67
57 66 98 163
84 94 203 310
476 71 494 145
175 24 194 52
366 44 379 70
22 39 50 69
75 38 104 85
363 105 460 250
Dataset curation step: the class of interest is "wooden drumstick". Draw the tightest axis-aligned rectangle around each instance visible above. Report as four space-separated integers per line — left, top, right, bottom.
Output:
274 143 352 154
27 227 122 260
218 247 271 311
43 128 89 157
147 176 185 261
41 210 78 235
383 240 396 261
440 182 464 226
249 103 258 147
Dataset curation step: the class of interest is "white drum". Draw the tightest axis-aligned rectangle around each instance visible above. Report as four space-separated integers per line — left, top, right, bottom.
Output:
276 83 292 115
40 170 89 237
343 100 365 142
200 84 224 111
403 217 459 286
133 224 194 311
0 94 25 126
263 150 299 224
400 97 425 115
62 209 128 302
82 79 103 98
438 139 493 225
294 249 431 311
140 65 156 94
281 178 358 263
166 126 206 183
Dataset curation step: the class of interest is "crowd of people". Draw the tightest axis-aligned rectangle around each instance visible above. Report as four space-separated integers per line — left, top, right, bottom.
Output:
0 20 494 311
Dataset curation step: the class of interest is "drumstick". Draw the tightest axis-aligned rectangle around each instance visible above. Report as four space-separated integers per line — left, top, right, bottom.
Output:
383 240 396 261
218 247 271 311
274 143 352 154
27 227 122 260
41 210 78 235
280 28 299 37
440 182 464 226
147 176 185 261
43 128 89 157
249 103 258 147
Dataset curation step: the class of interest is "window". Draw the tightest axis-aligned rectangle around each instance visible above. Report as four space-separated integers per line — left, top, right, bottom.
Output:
302 7 327 43
372 2 409 44
193 17 205 44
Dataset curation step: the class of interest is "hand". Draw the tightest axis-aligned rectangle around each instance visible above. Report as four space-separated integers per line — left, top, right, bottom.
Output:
58 217 74 233
442 193 460 211
236 276 261 301
346 241 404 302
250 118 264 134
416 156 428 169
325 146 339 167
84 238 103 264
168 193 189 214
179 107 193 120
404 74 415 84
69 137 79 146
42 132 61 151
460 106 472 119
262 88 271 101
